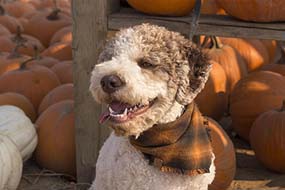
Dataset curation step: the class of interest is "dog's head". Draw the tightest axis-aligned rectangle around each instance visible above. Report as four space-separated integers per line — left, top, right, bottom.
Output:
90 24 211 137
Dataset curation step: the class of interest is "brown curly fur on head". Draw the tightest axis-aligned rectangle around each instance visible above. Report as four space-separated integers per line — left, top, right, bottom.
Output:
90 23 211 137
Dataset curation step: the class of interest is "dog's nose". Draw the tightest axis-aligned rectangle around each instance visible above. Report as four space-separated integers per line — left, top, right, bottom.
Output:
100 75 124 93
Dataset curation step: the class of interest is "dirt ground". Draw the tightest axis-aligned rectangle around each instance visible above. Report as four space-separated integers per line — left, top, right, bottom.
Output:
19 118 285 190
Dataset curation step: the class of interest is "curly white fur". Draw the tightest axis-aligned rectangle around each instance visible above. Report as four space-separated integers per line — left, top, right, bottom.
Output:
90 133 215 190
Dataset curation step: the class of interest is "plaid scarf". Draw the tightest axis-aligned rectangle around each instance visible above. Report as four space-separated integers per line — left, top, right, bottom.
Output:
129 103 213 176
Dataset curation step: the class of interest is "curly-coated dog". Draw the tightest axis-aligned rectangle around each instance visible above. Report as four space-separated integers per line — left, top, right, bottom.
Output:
89 23 215 190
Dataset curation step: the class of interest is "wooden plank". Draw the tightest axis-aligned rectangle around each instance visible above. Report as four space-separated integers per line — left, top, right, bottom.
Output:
72 0 110 187
108 8 285 40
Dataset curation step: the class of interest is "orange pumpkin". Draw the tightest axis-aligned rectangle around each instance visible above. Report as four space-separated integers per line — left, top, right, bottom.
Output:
127 0 196 16
3 1 36 18
29 56 59 68
260 63 285 76
50 26 72 45
230 71 285 141
19 0 41 9
38 83 74 114
201 0 226 15
0 28 44 56
41 42 72 61
0 92 36 122
206 37 247 92
217 0 285 22
0 63 60 109
23 8 71 47
50 60 73 84
260 40 278 64
35 100 76 176
0 5 23 33
0 51 30 75
207 117 236 190
250 101 285 173
219 37 269 72
195 61 228 120
37 0 71 10
0 24 10 36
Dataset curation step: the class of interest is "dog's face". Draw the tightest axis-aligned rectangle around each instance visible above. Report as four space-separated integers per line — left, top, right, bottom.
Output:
90 24 211 137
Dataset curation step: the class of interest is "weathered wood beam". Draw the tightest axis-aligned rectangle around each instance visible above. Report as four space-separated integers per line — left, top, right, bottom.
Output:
108 8 285 40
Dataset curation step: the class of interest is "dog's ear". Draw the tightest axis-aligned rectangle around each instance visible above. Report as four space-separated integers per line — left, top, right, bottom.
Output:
175 42 211 105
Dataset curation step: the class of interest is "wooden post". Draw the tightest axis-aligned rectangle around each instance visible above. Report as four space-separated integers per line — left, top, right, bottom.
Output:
72 0 112 187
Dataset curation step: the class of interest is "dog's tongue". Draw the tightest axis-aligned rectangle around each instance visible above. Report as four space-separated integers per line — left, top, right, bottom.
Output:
99 110 110 124
99 101 130 124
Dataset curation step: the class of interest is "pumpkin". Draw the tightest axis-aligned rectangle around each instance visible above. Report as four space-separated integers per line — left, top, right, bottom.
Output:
23 8 71 47
127 0 196 16
230 71 285 141
260 63 285 76
27 46 60 68
50 60 73 83
35 100 76 176
37 0 71 10
207 117 236 190
205 37 247 92
3 1 36 18
0 23 10 36
29 56 59 68
0 5 23 33
50 25 72 45
261 40 279 64
0 134 22 190
0 27 44 56
0 105 37 161
41 42 72 61
195 61 228 120
38 83 74 114
19 0 41 9
201 0 226 15
217 0 285 22
0 92 36 122
219 37 269 72
0 62 60 109
0 51 30 75
250 101 285 173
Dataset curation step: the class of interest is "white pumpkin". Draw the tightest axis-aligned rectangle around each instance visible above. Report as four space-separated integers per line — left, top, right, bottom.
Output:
0 105 38 161
0 134 22 190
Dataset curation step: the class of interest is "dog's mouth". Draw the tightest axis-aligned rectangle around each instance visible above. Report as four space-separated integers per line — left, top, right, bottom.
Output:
99 98 156 124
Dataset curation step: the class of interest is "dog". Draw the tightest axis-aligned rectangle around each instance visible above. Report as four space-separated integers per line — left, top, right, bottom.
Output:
89 23 215 190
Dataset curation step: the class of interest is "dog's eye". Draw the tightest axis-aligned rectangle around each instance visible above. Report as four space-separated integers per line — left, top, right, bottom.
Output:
138 60 156 69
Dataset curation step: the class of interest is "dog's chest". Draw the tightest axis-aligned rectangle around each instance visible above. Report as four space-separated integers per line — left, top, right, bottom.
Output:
91 133 215 190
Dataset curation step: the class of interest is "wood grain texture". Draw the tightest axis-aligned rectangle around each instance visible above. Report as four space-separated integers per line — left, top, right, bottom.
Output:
72 0 111 186
108 8 285 40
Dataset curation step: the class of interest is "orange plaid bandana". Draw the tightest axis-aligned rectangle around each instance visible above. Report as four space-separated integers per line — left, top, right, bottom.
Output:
129 103 213 176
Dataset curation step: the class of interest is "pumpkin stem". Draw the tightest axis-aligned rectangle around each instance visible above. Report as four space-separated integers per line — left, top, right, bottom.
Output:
210 36 222 49
280 100 285 112
11 26 27 45
19 58 35 70
8 43 24 59
201 36 210 48
47 8 61 20
0 5 5 15
33 45 42 60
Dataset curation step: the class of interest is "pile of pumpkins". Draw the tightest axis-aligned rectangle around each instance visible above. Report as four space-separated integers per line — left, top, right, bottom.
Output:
126 0 285 22
195 35 285 174
0 0 75 188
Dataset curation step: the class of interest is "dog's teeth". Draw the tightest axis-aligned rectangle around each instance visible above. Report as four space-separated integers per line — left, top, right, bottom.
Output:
108 107 115 113
123 108 128 115
134 106 137 110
